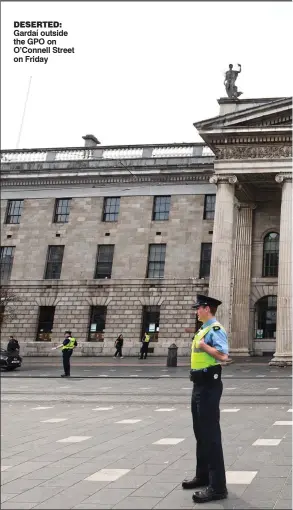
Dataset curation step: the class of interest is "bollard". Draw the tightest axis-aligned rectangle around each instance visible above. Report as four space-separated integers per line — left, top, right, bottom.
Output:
167 343 178 367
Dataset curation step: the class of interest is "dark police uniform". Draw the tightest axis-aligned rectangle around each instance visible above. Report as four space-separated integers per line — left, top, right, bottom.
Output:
182 295 228 503
61 335 77 377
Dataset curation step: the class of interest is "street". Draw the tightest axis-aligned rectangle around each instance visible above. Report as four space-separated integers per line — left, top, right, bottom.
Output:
1 359 292 509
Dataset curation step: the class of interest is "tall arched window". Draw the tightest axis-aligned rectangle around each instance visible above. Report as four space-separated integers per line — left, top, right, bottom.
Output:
263 232 279 277
255 295 277 339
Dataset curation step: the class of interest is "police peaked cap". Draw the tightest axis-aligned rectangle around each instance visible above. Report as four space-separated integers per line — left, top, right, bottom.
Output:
192 294 222 309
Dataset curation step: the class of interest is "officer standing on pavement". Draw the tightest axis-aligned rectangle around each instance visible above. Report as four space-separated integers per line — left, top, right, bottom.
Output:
52 330 77 377
182 295 229 503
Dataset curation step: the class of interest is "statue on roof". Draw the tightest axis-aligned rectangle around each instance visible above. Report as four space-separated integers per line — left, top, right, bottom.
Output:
224 64 243 99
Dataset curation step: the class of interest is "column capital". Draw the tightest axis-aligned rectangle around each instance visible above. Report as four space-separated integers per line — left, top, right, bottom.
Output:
275 173 292 184
209 174 238 185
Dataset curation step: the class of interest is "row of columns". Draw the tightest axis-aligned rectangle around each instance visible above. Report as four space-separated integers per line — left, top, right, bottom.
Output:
208 173 292 365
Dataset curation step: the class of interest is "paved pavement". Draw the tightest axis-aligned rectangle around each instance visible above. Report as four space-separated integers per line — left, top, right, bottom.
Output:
1 364 292 509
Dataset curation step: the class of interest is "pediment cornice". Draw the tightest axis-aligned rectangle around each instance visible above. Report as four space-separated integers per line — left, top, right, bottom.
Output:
194 97 292 132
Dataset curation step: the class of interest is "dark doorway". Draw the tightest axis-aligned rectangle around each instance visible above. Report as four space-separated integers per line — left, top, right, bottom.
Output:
36 306 55 341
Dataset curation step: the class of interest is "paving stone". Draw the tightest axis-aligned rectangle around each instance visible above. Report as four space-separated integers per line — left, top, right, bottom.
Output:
1 494 18 503
113 496 163 509
82 488 135 504
1 477 44 493
131 481 179 497
274 500 293 509
0 504 36 509
107 475 152 489
279 484 292 499
7 486 64 503
85 468 130 482
131 464 167 476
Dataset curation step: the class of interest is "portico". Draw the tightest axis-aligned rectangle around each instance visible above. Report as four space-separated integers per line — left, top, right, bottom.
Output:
195 97 292 364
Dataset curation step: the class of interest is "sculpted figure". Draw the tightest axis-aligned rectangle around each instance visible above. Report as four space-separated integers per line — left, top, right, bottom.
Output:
224 64 242 99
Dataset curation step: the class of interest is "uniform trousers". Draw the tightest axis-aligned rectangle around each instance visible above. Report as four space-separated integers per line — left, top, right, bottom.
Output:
191 373 226 492
62 349 73 376
140 342 149 359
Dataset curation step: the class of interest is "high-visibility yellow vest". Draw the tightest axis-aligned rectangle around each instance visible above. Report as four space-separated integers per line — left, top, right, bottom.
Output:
191 322 225 370
62 337 76 351
144 334 150 343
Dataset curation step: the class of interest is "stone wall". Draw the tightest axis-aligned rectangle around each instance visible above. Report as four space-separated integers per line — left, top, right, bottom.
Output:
0 279 209 356
1 195 214 281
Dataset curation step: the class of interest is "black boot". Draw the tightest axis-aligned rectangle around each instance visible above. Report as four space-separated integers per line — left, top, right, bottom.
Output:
182 476 209 490
192 486 228 503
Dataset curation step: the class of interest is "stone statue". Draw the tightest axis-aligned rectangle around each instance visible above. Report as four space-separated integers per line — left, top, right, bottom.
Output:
224 64 242 99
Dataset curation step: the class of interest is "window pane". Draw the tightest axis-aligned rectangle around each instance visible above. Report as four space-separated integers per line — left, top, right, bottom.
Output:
95 245 114 279
147 244 166 278
5 200 23 224
54 198 71 223
203 195 216 220
153 196 171 221
103 197 120 222
199 243 212 277
263 232 279 277
0 246 15 281
44 246 64 279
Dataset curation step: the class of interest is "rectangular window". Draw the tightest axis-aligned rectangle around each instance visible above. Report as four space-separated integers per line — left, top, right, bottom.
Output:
152 196 171 221
44 245 64 280
203 194 216 220
53 198 71 223
94 245 114 279
0 246 15 281
199 243 212 278
102 197 120 222
5 200 24 224
36 306 55 342
88 306 107 342
141 305 160 343
147 244 166 278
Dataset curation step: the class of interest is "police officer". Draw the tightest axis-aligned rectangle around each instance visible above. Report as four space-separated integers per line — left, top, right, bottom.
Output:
140 332 150 359
52 331 77 377
182 295 229 503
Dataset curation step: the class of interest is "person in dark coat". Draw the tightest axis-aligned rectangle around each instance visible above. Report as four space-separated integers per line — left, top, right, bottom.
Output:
7 336 20 353
113 334 124 358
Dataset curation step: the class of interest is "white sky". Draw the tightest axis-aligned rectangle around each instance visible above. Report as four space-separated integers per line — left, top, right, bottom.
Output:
1 1 292 150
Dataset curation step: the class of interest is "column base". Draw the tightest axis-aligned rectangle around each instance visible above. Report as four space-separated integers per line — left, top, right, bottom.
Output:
269 353 292 366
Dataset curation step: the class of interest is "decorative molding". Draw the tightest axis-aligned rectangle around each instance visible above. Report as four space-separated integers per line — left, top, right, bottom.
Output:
275 173 293 184
86 296 112 306
139 296 165 306
250 285 278 306
211 135 292 146
1 173 213 188
35 296 60 306
209 175 238 185
214 145 292 160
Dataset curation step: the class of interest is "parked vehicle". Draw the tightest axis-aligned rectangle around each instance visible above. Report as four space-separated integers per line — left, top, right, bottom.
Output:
0 348 22 370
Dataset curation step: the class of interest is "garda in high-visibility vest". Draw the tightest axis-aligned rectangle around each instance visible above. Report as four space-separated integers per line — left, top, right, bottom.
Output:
144 334 150 343
62 337 77 351
191 322 226 370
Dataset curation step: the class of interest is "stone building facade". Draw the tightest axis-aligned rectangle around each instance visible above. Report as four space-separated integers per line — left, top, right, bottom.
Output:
1 97 292 364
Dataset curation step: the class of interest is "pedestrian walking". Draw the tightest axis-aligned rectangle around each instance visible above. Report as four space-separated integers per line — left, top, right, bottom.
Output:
182 295 229 503
113 334 124 358
52 330 77 377
7 335 20 353
139 332 150 359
